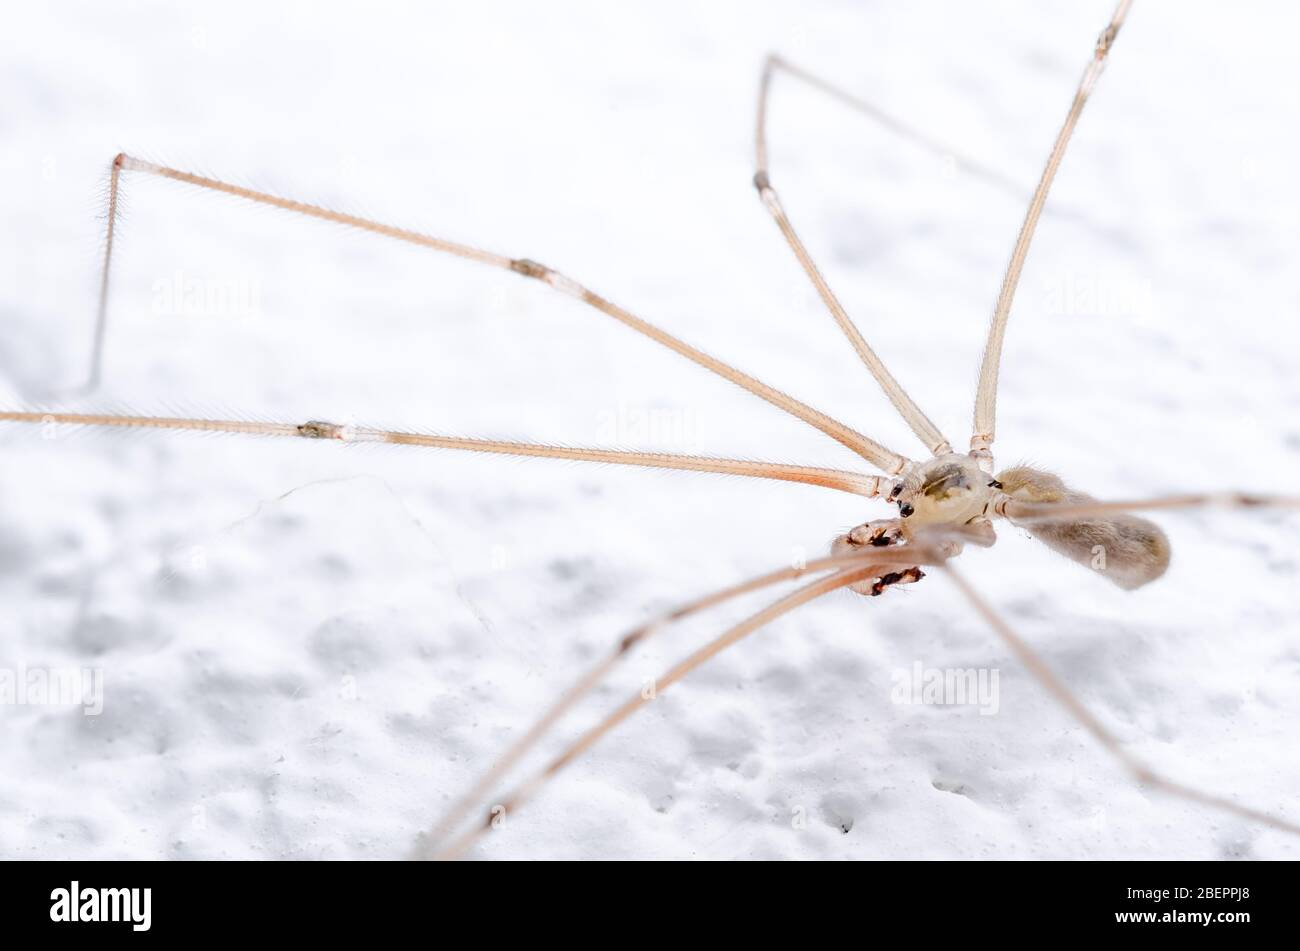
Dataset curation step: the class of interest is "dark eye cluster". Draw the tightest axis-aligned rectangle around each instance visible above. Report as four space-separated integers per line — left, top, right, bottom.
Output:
888 482 913 516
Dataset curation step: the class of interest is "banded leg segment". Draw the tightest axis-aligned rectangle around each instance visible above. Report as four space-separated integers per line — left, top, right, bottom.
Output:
0 411 886 498
85 155 909 474
756 58 952 457
970 0 1134 464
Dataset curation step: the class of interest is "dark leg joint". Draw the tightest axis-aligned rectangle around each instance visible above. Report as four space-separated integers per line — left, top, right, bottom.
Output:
510 258 549 280
298 420 343 439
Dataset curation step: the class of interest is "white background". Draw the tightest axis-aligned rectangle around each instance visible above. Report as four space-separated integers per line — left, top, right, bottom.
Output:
1 0 1298 859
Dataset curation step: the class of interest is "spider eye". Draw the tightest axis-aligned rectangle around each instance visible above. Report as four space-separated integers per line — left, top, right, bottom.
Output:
898 502 914 518
988 479 1003 489
890 484 903 498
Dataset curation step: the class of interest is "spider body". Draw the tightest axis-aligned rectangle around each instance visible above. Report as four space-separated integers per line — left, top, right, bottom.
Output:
831 452 1169 598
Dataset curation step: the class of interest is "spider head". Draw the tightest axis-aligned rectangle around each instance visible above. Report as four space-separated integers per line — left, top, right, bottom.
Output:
889 454 995 529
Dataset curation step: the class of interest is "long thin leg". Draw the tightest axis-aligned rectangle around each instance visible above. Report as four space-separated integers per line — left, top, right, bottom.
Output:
760 57 1118 263
0 410 889 498
426 562 894 860
996 491 1300 523
761 55 1026 198
420 543 947 856
970 0 1133 466
942 563 1300 837
85 155 910 474
755 62 952 457
83 154 124 395
433 545 1299 859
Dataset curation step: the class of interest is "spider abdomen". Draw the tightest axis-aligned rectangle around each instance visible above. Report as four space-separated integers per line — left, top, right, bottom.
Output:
997 466 1171 590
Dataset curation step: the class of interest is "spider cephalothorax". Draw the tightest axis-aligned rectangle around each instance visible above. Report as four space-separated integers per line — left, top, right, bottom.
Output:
890 453 997 529
830 453 998 596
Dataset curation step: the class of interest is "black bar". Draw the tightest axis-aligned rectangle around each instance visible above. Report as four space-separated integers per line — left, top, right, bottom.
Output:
0 860 1290 939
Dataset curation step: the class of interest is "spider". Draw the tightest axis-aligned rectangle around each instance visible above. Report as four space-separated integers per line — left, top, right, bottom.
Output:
3 0 1297 859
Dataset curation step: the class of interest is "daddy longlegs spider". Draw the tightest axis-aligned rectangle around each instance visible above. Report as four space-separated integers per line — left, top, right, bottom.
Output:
3 0 1298 859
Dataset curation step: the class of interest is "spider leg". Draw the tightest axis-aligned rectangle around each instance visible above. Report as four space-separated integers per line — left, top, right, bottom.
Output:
0 410 890 498
942 562 1300 838
755 57 952 456
997 491 1300 523
971 0 1133 467
82 153 124 395
421 547 949 860
77 154 910 473
758 54 1026 198
422 544 946 855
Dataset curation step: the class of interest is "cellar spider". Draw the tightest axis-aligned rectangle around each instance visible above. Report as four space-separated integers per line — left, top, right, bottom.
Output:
3 0 1298 859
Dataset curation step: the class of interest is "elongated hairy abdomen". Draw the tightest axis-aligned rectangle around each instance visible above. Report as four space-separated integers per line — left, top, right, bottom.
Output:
997 465 1171 590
